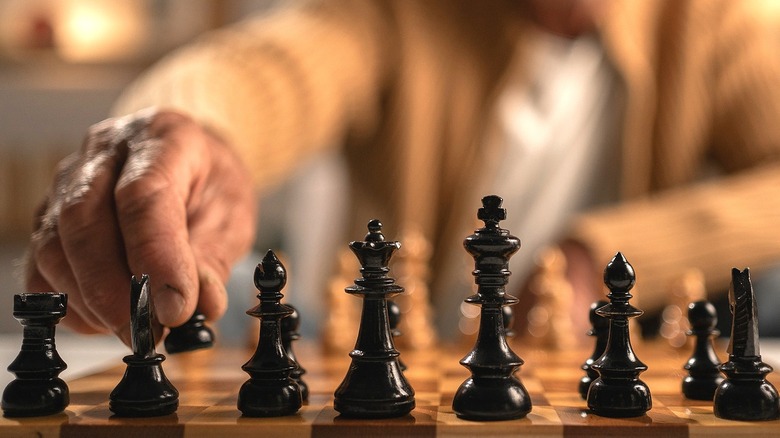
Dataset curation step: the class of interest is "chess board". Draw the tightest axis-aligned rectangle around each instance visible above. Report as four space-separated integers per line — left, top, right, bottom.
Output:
3 339 780 437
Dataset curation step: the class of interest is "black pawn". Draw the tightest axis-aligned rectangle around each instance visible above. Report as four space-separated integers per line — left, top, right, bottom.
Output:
579 300 609 400
238 250 302 417
281 304 308 402
452 195 531 421
713 268 780 421
503 305 515 339
587 252 651 418
333 219 415 418
164 311 215 354
387 300 407 371
2 293 69 417
682 300 723 400
109 275 179 417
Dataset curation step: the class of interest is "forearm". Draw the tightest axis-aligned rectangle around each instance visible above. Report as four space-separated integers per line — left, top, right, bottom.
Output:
111 0 393 192
568 162 780 313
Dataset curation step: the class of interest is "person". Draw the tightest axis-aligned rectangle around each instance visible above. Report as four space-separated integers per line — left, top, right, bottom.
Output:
24 0 780 344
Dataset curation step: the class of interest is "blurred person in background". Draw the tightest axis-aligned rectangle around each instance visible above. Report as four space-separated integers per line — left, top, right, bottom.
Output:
23 0 780 344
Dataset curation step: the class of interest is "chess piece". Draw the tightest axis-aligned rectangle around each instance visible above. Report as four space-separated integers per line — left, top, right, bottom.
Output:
579 300 609 400
525 246 575 350
110 275 179 417
2 293 69 417
660 269 706 349
238 250 302 417
682 300 723 400
387 300 407 371
713 268 780 421
587 252 651 418
281 304 309 402
452 195 531 421
164 311 215 354
323 248 362 352
333 219 415 418
503 305 516 339
393 227 438 349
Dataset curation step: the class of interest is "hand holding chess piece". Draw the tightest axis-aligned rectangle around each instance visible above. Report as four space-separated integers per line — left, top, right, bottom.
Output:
25 109 256 343
109 275 179 417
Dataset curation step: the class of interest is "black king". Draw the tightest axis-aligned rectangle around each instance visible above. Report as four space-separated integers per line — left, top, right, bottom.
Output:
452 195 531 421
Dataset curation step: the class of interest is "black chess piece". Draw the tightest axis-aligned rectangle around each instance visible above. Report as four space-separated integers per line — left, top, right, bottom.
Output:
713 268 780 421
387 300 407 371
579 300 609 400
333 219 415 418
2 293 69 417
586 252 651 418
502 305 516 339
109 275 179 417
164 311 215 354
238 250 302 417
452 195 531 421
682 300 723 400
281 304 309 402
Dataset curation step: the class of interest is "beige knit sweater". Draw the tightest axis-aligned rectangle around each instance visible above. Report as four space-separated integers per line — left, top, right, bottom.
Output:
114 0 780 316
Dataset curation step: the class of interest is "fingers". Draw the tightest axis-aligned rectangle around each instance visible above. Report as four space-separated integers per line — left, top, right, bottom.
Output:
56 143 134 336
26 109 256 340
187 134 257 322
25 249 106 335
114 116 203 328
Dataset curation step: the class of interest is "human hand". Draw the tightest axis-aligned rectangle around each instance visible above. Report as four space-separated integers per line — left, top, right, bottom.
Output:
25 109 257 345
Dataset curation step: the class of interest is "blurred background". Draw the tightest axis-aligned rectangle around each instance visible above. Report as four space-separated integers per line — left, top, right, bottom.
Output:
0 0 297 334
1 0 780 345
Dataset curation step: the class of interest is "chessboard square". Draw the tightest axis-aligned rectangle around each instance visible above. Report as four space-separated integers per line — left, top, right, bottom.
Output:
688 423 780 438
645 376 685 396
522 376 545 394
546 392 588 408
0 423 63 438
60 423 184 438
669 405 780 431
183 404 317 438
414 391 441 406
436 405 562 436
312 406 435 437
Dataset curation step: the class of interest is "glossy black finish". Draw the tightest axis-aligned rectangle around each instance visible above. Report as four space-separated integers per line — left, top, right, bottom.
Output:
238 250 302 417
281 304 308 402
452 195 531 421
2 293 69 417
579 300 609 400
164 311 215 354
109 275 179 417
587 253 652 418
682 300 723 400
387 300 407 371
334 220 415 418
714 268 780 421
502 305 515 339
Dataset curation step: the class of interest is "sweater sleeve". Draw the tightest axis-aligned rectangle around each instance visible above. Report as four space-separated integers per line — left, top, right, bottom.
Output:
111 0 395 192
568 1 780 313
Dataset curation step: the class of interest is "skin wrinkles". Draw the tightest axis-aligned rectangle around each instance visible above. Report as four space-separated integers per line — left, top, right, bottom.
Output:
25 108 257 345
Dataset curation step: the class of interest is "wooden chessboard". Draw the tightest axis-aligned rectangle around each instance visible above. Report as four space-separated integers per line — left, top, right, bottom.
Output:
3 339 780 437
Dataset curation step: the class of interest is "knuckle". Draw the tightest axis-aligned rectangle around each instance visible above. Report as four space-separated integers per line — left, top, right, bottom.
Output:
114 168 172 214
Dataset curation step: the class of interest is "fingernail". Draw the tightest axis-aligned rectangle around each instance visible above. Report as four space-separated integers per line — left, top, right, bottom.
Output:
154 289 186 327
